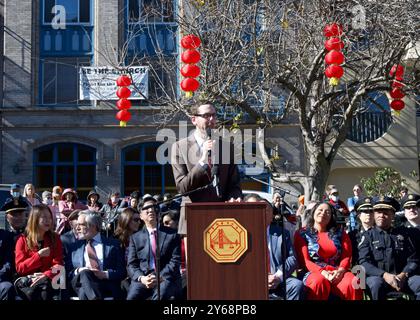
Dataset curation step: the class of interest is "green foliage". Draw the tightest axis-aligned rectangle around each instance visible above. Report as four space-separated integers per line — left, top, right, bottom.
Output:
361 167 406 198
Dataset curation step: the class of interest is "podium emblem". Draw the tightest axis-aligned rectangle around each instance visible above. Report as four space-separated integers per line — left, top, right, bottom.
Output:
203 218 248 263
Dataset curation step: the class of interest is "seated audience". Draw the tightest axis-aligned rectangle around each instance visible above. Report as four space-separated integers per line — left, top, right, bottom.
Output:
348 197 375 265
0 228 15 300
126 196 181 300
245 193 303 300
14 204 63 300
65 210 126 300
294 202 362 300
359 196 420 300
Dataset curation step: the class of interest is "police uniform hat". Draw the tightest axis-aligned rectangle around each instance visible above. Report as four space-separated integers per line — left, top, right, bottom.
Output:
1 199 29 214
401 194 420 209
354 197 373 212
372 196 400 212
11 183 21 190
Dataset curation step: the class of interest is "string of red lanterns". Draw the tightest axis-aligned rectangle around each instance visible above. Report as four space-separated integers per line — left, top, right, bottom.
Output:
115 75 132 127
323 23 345 86
389 64 405 114
180 34 201 98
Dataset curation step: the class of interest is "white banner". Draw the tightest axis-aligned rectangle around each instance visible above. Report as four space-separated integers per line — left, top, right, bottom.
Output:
79 66 148 100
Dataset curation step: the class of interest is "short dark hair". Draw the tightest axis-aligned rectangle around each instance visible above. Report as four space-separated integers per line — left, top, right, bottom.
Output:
137 196 157 211
189 101 215 115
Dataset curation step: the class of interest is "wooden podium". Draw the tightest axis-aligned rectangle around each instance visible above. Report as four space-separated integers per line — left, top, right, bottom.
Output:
186 202 272 300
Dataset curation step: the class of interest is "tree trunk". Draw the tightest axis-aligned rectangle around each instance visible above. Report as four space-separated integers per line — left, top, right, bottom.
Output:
305 147 331 202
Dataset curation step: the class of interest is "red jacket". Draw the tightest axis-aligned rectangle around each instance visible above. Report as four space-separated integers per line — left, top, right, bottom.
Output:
15 233 64 279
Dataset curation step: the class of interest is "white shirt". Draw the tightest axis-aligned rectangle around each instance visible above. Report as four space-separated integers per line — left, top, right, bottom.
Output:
147 227 158 271
194 130 209 168
267 227 283 282
84 233 104 269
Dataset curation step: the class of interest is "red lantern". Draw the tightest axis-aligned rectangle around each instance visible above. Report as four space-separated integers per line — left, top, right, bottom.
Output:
390 88 405 99
325 38 344 51
390 99 405 111
116 110 132 127
323 23 343 37
181 34 201 49
325 50 344 65
181 49 201 64
116 75 132 87
116 87 132 99
117 98 132 110
389 64 404 78
325 65 344 78
181 64 201 78
181 78 200 92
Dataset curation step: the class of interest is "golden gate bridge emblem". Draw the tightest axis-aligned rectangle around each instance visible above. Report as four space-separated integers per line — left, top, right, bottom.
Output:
203 218 248 263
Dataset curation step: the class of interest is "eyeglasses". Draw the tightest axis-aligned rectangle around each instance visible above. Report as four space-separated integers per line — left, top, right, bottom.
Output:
194 113 216 119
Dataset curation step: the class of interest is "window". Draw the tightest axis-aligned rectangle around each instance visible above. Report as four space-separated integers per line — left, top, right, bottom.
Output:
122 143 176 196
347 91 393 143
128 0 174 23
34 143 96 200
44 0 91 24
41 57 91 105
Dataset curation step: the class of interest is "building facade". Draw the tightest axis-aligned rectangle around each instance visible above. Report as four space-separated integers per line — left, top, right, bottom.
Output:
1 1 418 203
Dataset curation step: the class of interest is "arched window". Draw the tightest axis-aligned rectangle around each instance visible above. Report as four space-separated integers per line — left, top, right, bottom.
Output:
34 143 96 199
122 142 176 196
347 91 393 143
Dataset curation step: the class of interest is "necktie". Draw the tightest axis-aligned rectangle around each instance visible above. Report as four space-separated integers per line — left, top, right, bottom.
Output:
207 154 213 177
151 230 157 267
86 239 100 270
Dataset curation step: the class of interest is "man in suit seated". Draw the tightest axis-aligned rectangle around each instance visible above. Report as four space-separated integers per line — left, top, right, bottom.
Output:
65 210 126 300
126 196 181 300
244 194 304 300
60 210 82 259
0 228 15 300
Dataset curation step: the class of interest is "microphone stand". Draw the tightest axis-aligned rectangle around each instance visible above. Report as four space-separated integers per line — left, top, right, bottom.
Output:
152 182 214 300
246 176 295 300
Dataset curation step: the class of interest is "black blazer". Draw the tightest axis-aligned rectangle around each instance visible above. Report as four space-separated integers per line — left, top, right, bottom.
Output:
127 226 181 283
0 229 14 282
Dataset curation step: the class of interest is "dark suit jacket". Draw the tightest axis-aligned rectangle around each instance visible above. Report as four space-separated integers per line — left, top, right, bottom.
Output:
60 230 81 260
127 226 181 283
171 132 243 234
268 224 298 280
0 229 14 282
65 234 126 281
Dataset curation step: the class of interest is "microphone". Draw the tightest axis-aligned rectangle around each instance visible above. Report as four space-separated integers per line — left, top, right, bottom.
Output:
205 128 212 158
211 164 221 198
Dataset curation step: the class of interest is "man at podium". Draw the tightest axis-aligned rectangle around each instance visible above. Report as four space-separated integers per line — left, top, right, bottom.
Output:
171 101 243 237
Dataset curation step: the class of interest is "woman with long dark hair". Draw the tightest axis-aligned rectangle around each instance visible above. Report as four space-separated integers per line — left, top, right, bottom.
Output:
294 202 362 300
14 204 64 300
114 207 143 258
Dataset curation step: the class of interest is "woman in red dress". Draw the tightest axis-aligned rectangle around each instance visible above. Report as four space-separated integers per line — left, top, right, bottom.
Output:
294 202 362 300
15 204 64 300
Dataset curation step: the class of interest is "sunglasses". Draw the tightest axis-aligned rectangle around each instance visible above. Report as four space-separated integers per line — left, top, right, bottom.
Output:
194 113 216 119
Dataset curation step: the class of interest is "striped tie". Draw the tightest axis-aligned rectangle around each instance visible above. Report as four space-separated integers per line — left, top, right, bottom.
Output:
86 239 100 270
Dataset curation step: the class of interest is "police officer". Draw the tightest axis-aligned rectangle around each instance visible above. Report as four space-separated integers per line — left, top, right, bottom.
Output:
401 194 420 229
358 196 420 300
401 194 420 276
348 197 374 266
